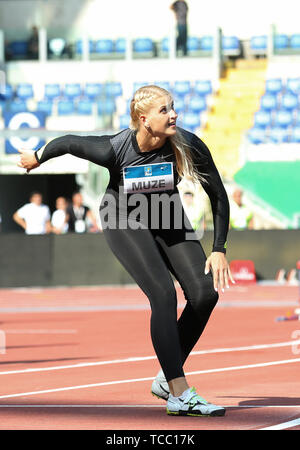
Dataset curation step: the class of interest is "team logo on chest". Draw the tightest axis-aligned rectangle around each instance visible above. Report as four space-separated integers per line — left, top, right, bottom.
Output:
123 162 174 194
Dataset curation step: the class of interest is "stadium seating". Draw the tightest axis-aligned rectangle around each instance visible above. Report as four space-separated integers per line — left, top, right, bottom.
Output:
16 83 34 100
247 127 266 145
222 36 240 56
268 127 290 143
260 94 278 111
290 126 300 142
290 34 300 49
173 81 191 98
265 78 283 95
133 38 154 56
75 39 94 54
286 78 300 95
187 37 201 53
273 109 293 128
250 35 267 54
44 84 61 100
200 36 214 52
119 114 131 129
115 38 126 54
37 99 53 115
77 98 94 115
6 41 28 59
194 80 212 97
6 100 28 113
254 110 272 128
97 99 116 115
188 95 207 113
63 83 82 99
181 112 201 132
280 93 298 111
274 34 289 51
94 39 114 55
84 83 103 99
57 99 75 115
104 82 123 98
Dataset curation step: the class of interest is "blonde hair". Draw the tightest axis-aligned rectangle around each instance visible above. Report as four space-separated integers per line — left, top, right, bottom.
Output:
130 84 202 184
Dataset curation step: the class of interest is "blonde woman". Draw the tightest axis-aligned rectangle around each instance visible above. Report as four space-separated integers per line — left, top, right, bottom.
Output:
17 85 233 417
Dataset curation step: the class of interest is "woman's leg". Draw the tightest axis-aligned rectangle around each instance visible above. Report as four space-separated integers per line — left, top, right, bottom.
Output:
103 226 185 385
154 228 219 366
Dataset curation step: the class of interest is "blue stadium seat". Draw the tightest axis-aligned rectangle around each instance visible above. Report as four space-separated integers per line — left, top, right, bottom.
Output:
200 36 213 51
247 127 266 144
290 34 300 49
75 39 94 54
188 95 207 113
16 83 34 100
222 36 240 55
84 83 103 99
181 112 201 132
173 81 191 98
294 110 300 126
97 99 116 115
104 82 123 97
133 82 149 92
250 35 267 52
77 98 94 115
274 34 289 50
254 111 272 128
161 37 169 52
57 99 75 115
1 84 14 101
268 127 290 143
115 38 126 54
6 100 28 113
8 41 28 59
44 84 61 100
265 78 283 95
290 126 300 142
154 81 172 91
119 114 131 129
286 78 300 95
273 109 293 128
133 38 154 54
194 80 212 97
37 100 53 115
173 96 185 113
64 83 82 99
94 39 114 54
187 37 201 52
280 93 298 111
260 94 278 111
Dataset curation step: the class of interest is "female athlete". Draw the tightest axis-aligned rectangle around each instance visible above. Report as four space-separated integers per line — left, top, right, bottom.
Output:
18 84 234 417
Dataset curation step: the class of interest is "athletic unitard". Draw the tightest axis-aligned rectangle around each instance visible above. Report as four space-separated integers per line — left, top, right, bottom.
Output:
35 127 229 382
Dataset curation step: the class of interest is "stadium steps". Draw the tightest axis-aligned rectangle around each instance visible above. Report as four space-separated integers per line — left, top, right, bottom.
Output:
201 60 267 180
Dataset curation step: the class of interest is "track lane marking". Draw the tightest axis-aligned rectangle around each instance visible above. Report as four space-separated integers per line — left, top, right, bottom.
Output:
0 340 299 376
0 357 299 400
259 417 300 430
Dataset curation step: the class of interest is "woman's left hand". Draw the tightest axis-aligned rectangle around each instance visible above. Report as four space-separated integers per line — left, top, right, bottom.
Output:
204 252 235 292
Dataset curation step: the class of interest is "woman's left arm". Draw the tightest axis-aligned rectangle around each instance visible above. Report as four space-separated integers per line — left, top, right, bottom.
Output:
191 135 235 291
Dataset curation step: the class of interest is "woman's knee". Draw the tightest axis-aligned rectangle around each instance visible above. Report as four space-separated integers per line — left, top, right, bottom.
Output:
186 281 219 313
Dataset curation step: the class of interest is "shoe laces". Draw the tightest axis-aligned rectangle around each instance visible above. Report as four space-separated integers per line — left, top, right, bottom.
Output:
186 387 208 407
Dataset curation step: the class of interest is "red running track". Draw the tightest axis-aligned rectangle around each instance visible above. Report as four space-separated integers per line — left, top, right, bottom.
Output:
0 283 299 430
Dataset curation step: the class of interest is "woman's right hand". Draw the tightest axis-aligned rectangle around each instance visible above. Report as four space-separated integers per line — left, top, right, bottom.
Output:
17 148 40 173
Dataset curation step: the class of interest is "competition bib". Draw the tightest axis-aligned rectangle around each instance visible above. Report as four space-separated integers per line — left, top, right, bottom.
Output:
123 162 174 194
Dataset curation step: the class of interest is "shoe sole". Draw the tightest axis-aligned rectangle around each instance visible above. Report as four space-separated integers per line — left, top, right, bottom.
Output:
151 391 168 401
167 408 226 417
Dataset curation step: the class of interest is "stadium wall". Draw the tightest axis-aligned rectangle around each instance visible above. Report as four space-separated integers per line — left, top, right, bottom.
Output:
0 230 299 288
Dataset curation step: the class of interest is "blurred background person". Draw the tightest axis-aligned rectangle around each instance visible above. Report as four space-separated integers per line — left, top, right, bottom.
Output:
13 191 51 234
229 187 254 230
27 25 39 60
181 191 205 238
170 0 189 56
67 191 100 233
51 196 69 234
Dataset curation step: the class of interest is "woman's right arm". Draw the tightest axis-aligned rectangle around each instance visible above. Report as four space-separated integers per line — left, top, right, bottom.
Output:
18 134 116 172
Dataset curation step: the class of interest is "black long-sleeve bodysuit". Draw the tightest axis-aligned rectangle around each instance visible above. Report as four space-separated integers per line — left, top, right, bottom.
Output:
35 127 229 382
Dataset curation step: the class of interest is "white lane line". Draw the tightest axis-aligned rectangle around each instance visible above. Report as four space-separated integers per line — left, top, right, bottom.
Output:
259 417 300 430
0 357 299 400
1 339 299 376
0 404 299 409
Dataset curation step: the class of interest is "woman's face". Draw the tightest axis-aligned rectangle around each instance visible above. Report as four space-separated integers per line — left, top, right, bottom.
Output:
142 95 178 137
